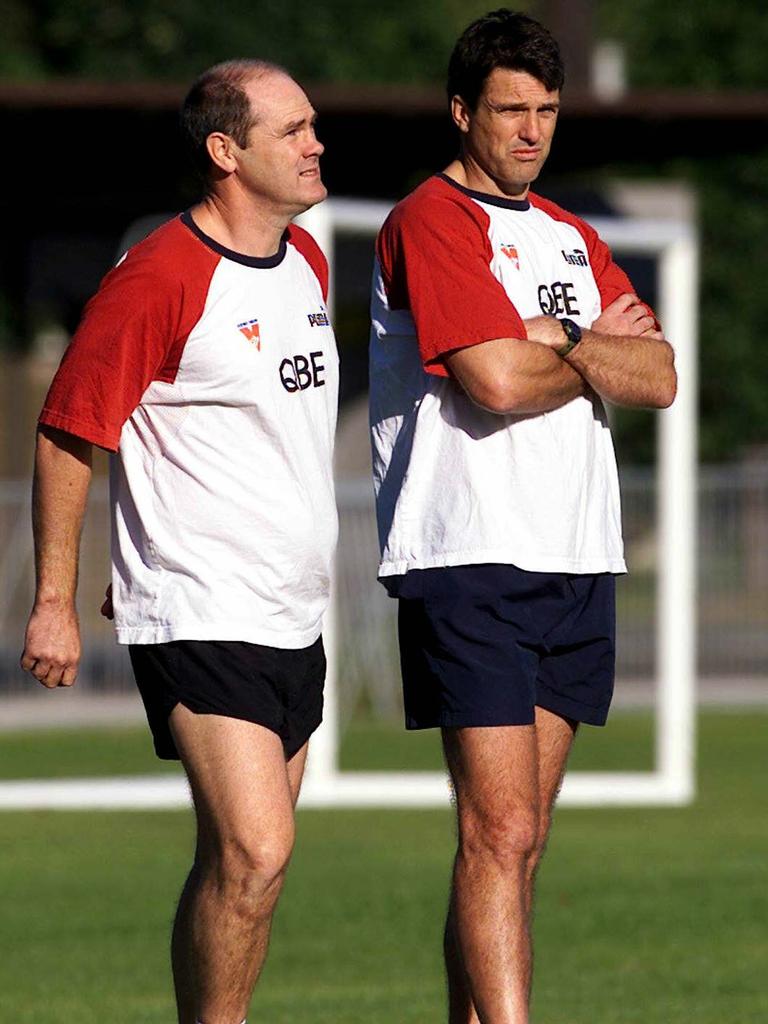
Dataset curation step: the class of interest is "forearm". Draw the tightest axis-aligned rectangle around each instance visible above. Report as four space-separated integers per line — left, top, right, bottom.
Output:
497 344 585 414
448 338 586 415
22 427 93 687
564 330 677 409
32 426 93 606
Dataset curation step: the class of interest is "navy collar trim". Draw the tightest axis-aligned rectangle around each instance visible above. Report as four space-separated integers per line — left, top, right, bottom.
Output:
180 211 288 268
436 173 531 211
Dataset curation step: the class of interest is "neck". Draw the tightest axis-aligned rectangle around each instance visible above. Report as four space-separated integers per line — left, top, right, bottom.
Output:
443 156 530 201
190 191 291 258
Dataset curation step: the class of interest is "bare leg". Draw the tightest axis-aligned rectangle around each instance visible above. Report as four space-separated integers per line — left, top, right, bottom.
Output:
442 710 577 1024
444 892 480 1024
442 725 539 1024
525 707 577 916
286 742 309 807
169 707 299 1024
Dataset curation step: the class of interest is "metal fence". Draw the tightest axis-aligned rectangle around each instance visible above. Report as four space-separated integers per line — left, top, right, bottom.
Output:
2 463 768 719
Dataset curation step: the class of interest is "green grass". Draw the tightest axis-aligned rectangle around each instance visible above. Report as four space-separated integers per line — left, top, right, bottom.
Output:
0 711 765 1023
0 708 655 779
0 725 179 779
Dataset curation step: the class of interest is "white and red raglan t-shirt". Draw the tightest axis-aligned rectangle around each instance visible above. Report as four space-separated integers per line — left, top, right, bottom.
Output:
370 173 652 580
40 213 339 647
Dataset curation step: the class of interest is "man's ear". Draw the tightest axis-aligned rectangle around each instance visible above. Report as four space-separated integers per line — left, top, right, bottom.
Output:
205 132 239 175
451 95 472 135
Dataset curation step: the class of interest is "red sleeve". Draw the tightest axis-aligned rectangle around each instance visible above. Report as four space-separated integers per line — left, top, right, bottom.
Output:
377 190 526 376
588 227 661 329
529 194 660 327
39 221 217 451
288 224 329 302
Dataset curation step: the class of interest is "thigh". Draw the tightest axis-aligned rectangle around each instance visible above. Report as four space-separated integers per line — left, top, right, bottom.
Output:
169 705 295 848
534 706 577 820
442 725 539 830
286 742 309 808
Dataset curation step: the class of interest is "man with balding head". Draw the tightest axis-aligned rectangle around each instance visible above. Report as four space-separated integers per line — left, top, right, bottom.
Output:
22 61 338 1023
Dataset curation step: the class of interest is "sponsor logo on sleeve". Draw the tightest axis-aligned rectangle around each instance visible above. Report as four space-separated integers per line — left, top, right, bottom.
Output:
307 309 330 327
237 317 261 349
500 244 520 269
562 248 588 267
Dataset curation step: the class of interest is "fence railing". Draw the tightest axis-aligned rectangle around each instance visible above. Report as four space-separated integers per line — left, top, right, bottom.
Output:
2 464 767 716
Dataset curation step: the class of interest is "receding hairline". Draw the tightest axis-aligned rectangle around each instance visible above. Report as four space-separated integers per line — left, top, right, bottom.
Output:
197 59 294 126
200 58 289 89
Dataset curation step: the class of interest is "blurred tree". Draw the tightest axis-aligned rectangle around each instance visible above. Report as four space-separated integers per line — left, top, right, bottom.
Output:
599 0 768 90
0 0 516 82
597 0 768 461
1 0 766 460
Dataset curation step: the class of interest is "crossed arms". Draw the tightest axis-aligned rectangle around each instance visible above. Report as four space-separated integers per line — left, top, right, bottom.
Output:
445 292 677 415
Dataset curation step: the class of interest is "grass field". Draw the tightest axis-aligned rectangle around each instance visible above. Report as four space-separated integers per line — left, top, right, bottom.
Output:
0 709 765 1023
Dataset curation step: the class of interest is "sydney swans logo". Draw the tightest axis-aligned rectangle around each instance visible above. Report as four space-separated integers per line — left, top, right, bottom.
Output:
238 317 261 350
500 244 520 269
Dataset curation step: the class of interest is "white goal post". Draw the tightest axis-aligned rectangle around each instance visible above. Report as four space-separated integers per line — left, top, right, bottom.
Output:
297 197 699 809
0 197 697 811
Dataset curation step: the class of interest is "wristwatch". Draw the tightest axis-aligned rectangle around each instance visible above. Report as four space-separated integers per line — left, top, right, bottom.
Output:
555 317 582 357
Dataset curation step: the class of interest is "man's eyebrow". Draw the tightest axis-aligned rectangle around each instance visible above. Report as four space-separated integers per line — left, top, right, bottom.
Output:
487 101 560 112
282 111 319 133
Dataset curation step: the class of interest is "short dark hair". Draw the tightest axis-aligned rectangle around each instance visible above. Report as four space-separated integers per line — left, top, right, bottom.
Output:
447 9 564 111
180 59 287 179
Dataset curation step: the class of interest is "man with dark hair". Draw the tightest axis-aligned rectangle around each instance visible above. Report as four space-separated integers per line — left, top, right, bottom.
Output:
370 9 676 1022
21 61 337 1024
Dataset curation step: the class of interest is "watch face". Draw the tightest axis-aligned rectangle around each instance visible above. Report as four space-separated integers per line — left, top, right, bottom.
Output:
560 318 582 343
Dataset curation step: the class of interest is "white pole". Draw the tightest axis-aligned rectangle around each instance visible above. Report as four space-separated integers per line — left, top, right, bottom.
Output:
656 228 699 802
294 201 336 316
294 199 340 792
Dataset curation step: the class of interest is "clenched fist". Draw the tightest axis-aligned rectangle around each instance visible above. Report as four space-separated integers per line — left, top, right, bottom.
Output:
20 602 81 688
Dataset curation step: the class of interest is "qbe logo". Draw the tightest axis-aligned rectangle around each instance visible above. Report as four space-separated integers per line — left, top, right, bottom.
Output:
537 280 580 317
280 351 325 393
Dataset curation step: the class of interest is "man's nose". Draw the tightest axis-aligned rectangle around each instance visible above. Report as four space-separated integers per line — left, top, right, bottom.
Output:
307 131 324 157
519 112 541 144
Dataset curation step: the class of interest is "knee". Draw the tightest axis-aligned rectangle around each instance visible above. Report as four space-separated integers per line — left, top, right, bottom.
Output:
213 826 295 910
526 813 552 876
459 806 539 871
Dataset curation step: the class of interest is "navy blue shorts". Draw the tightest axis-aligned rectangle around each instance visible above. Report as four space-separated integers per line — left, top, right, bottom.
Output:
129 637 325 761
394 564 616 729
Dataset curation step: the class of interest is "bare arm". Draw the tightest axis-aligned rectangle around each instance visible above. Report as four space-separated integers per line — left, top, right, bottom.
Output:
527 295 677 409
444 335 586 415
20 426 93 688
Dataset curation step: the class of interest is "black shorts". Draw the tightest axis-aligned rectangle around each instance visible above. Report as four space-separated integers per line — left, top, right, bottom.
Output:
395 564 616 730
129 637 326 761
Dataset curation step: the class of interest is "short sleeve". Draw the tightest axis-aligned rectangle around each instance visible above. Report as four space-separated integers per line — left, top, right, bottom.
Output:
39 215 221 452
587 229 659 326
287 224 329 302
39 260 185 450
528 194 661 330
377 193 526 374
